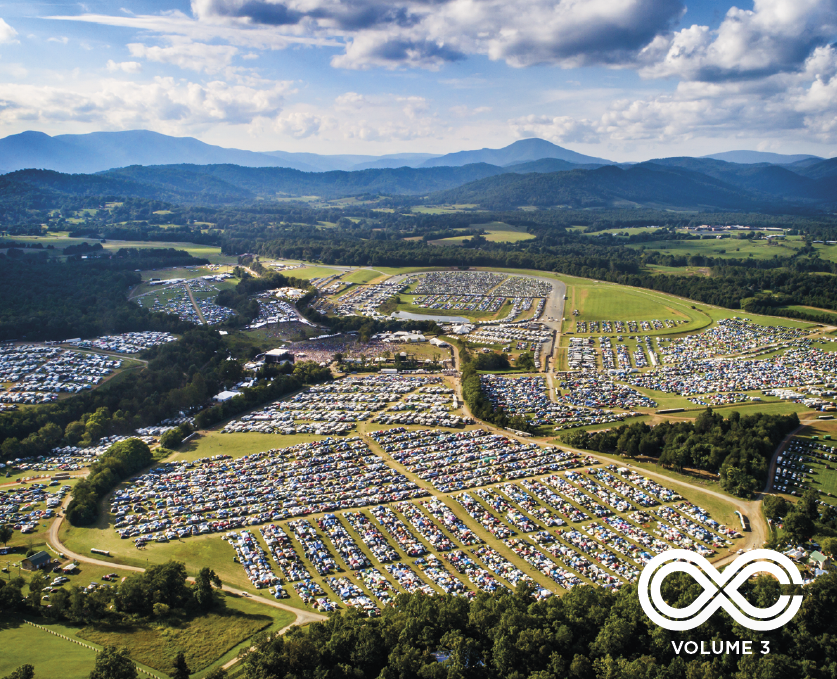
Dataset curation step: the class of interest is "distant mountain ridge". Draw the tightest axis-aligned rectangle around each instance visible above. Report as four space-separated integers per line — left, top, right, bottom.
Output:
2 153 835 212
420 138 610 167
1 129 836 212
702 150 822 164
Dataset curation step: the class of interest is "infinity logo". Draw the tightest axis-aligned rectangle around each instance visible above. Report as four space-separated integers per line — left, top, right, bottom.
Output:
638 549 803 631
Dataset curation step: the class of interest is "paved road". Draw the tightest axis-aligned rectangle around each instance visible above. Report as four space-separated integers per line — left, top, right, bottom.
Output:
46 496 327 627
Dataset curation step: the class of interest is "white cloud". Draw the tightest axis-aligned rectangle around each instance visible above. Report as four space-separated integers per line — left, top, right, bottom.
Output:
54 0 685 70
128 39 239 73
273 92 447 143
106 60 143 73
450 105 492 116
594 46 837 143
0 77 291 131
275 111 324 138
641 0 837 81
48 36 70 44
0 18 18 44
509 115 601 144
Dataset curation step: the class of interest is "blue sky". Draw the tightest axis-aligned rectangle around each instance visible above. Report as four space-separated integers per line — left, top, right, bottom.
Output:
0 0 835 160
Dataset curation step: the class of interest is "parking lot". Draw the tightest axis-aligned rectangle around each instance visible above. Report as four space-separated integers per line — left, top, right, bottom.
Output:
222 374 459 435
67 331 176 354
479 374 630 430
1 345 124 404
79 414 744 615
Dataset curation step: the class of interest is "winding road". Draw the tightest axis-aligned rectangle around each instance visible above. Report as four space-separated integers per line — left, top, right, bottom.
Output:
45 496 327 626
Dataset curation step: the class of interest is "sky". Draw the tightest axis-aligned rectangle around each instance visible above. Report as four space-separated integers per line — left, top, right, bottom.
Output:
0 0 835 161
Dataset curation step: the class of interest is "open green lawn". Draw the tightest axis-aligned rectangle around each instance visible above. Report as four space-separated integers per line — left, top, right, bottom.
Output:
291 266 345 280
176 430 327 461
430 223 536 245
77 595 278 675
340 269 383 284
0 619 99 679
397 296 511 321
59 521 261 595
16 235 237 265
800 456 837 504
565 280 705 332
0 592 289 679
646 265 711 277
411 205 479 214
625 236 805 260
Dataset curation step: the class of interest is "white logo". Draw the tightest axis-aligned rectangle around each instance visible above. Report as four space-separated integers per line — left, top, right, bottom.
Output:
638 549 803 631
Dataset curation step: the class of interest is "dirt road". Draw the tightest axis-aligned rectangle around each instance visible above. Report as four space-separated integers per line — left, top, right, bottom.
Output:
46 497 326 628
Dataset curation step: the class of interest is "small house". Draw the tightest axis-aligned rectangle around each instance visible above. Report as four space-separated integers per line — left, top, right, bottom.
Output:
21 551 51 571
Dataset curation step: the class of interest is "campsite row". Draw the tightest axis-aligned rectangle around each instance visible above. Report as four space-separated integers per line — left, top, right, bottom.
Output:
1 346 123 402
221 374 448 435
67 331 176 354
212 458 740 613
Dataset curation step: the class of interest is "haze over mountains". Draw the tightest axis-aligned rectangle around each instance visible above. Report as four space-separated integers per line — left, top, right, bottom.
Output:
0 130 822 176
0 129 834 212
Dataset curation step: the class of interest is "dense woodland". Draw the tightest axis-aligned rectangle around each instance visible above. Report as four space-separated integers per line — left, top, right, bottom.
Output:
66 438 154 525
0 250 205 341
0 559 223 626
562 409 800 497
232 575 837 679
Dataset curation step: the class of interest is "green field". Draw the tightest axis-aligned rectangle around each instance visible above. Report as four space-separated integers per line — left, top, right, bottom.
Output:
0 591 290 679
0 620 101 679
430 222 536 245
565 280 704 331
625 235 808 261
78 596 277 675
14 234 238 265
411 205 479 214
340 269 384 284
176 430 325 461
291 266 346 280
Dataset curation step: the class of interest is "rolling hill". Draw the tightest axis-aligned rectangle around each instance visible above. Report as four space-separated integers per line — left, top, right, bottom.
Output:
428 163 780 210
420 138 610 168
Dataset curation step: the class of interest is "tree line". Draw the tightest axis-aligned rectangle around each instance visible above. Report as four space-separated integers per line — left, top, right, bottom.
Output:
66 438 155 526
0 250 204 341
230 573 837 679
562 409 800 497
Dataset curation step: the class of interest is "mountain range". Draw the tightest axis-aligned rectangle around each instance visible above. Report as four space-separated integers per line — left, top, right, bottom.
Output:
0 129 834 211
0 129 822 175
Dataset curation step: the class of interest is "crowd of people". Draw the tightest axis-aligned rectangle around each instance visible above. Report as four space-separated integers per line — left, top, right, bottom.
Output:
413 294 506 314
325 282 406 317
413 271 507 296
555 373 656 410
626 344 837 397
657 318 810 362
574 319 680 334
136 278 236 325
248 293 309 329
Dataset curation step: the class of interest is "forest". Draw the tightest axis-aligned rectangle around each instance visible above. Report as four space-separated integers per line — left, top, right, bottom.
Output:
561 409 800 497
231 574 837 679
0 249 205 341
66 438 154 525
